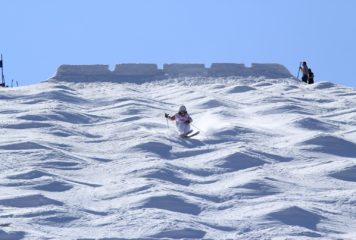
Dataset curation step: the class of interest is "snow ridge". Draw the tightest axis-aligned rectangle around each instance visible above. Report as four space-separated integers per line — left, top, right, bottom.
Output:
0 77 356 239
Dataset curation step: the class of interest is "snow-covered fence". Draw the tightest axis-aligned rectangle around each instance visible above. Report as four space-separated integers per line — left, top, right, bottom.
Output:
250 64 292 78
54 65 112 81
163 64 207 77
51 63 293 82
209 63 247 77
114 64 160 76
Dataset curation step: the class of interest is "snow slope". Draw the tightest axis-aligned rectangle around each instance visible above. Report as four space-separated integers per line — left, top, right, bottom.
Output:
0 77 356 239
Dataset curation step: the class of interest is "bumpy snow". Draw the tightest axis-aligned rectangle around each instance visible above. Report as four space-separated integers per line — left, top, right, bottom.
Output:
0 77 356 239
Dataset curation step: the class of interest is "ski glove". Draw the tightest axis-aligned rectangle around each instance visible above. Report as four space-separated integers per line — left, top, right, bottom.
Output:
185 120 191 124
165 113 169 118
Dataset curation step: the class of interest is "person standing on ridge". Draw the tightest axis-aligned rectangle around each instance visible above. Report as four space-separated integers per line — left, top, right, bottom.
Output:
308 68 314 84
165 105 193 137
300 61 309 83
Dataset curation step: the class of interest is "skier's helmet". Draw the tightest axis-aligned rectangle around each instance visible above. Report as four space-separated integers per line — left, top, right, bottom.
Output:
178 105 187 113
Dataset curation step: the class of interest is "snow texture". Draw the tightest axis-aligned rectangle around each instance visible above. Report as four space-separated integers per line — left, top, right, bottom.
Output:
0 73 356 239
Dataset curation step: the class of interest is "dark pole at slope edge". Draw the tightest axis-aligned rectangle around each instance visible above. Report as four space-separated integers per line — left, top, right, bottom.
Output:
296 61 302 80
1 54 5 86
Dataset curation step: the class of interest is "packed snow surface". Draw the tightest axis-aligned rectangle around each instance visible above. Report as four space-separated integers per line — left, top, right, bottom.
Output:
0 77 356 239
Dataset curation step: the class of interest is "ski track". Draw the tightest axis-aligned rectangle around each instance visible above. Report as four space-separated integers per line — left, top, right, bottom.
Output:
0 77 356 239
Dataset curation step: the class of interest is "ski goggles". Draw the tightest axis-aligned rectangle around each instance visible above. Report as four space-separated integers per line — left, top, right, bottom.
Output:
179 111 187 115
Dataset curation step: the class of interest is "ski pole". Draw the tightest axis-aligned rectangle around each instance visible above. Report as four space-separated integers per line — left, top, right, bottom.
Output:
191 123 203 133
297 62 302 79
164 113 170 129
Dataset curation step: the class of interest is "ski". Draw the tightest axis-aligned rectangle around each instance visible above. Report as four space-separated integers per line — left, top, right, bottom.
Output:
183 131 200 138
179 130 192 138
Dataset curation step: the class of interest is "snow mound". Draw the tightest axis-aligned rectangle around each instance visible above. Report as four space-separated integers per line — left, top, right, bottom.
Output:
0 77 355 239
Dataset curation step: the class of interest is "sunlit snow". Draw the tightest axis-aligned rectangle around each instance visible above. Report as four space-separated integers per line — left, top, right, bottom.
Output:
0 77 356 239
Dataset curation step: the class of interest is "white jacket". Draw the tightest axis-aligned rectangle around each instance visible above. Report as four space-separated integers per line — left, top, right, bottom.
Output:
168 113 193 134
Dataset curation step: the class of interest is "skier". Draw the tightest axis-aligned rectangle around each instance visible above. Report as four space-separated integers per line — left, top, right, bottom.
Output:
299 61 309 83
165 105 194 137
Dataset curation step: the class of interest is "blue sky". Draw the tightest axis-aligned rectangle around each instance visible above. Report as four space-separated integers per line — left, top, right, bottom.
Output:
1 0 355 87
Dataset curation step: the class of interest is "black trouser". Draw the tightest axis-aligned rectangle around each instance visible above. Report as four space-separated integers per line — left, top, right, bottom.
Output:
302 74 308 83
